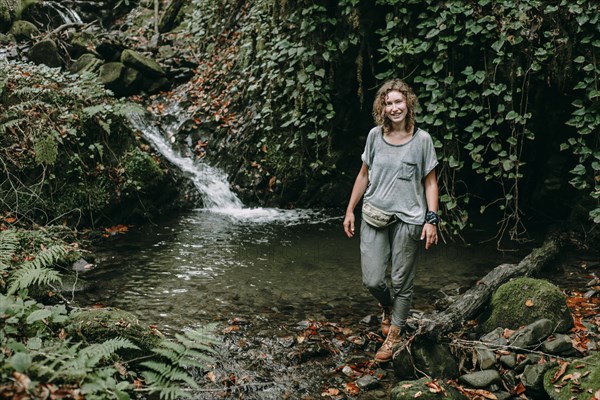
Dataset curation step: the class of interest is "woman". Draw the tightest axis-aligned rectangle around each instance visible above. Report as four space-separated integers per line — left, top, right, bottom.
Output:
343 79 439 362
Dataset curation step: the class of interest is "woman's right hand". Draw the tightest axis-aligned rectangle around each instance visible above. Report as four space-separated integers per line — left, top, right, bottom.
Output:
343 212 355 238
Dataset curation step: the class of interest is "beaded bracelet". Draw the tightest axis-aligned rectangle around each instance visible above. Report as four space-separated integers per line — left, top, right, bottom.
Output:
424 210 439 225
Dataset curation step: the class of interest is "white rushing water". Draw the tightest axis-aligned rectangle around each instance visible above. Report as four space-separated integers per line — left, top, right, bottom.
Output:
129 113 322 224
44 2 83 24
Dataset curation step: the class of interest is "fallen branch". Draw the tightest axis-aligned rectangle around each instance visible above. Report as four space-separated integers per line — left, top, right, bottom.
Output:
416 232 565 341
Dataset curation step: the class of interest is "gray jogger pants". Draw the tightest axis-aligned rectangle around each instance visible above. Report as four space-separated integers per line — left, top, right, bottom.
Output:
360 219 421 327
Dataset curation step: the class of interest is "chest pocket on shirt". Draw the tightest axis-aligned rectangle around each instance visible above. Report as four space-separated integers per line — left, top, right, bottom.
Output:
398 162 417 181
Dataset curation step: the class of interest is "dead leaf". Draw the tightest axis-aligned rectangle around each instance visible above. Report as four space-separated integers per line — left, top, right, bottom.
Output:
321 388 339 397
551 361 569 383
425 380 444 394
515 383 526 395
525 299 534 307
206 371 216 383
401 383 414 389
414 390 422 398
344 382 360 396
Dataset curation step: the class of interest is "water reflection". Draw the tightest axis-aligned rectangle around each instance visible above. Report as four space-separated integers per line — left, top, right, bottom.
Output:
79 209 520 331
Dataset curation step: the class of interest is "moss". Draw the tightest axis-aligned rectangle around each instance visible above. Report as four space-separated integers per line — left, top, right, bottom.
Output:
481 277 573 333
122 147 164 192
390 377 467 400
543 352 600 400
67 308 162 359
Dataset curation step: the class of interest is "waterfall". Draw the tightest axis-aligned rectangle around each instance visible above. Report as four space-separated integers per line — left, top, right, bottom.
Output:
129 111 325 223
43 1 83 25
129 113 244 210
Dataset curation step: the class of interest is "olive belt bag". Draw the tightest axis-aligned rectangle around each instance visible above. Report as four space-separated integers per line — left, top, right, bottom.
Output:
362 201 397 229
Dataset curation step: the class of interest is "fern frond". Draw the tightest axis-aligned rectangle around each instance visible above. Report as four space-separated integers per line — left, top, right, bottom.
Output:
0 230 18 270
141 370 192 400
8 264 60 294
29 244 69 270
80 337 139 363
0 117 27 134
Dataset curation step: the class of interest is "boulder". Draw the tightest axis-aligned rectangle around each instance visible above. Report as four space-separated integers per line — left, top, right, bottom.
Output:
121 49 165 77
69 30 98 58
481 277 573 333
522 363 554 398
9 20 38 41
28 39 62 68
99 62 141 96
69 53 103 75
393 338 459 379
543 352 600 400
67 307 162 359
509 318 554 348
458 370 502 389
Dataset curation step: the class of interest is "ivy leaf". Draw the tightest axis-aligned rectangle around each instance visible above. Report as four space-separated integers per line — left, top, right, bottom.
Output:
505 111 519 121
570 164 586 175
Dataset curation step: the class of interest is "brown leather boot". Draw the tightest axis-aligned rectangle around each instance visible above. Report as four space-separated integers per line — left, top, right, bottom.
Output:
380 306 391 336
374 324 401 362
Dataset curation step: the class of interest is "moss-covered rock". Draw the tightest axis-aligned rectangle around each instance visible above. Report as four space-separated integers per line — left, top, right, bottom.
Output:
67 308 162 358
390 377 467 400
543 352 600 400
121 49 165 77
9 20 38 41
28 39 62 67
69 53 103 74
122 147 164 192
481 277 573 333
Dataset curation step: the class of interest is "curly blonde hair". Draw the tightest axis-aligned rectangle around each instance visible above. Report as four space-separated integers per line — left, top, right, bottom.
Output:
372 79 418 133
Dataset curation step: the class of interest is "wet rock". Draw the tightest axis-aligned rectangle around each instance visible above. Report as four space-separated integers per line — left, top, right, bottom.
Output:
481 277 574 333
9 20 39 41
121 49 165 77
541 334 574 356
356 374 379 390
71 258 93 272
514 353 542 373
28 39 62 68
142 75 170 94
458 370 501 389
509 318 554 349
393 338 458 380
522 363 554 398
499 353 516 369
543 352 600 400
480 327 508 346
476 347 496 370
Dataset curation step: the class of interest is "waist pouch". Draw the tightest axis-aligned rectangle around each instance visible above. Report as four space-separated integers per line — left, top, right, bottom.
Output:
362 201 397 229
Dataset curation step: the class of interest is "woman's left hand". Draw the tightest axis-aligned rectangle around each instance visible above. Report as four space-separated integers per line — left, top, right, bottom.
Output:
421 223 438 250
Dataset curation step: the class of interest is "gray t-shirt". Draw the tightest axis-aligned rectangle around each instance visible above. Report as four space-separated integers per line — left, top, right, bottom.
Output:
361 126 438 225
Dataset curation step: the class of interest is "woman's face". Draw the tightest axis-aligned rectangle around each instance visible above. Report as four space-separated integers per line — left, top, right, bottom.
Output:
384 90 407 127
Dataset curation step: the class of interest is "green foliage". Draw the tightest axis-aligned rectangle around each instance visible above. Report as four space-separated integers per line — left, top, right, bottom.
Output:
142 328 216 399
0 228 215 398
183 0 339 192
0 228 74 294
0 61 157 227
373 0 599 241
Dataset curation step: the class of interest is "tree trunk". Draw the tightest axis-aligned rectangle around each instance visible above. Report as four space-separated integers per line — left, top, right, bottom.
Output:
416 233 564 342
